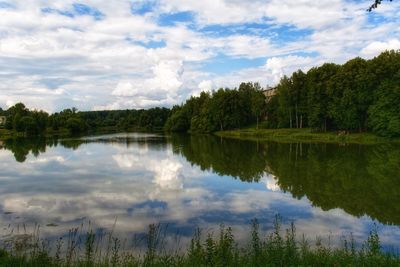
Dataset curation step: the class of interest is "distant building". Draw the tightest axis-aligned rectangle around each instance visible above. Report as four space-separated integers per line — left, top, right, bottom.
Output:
261 86 277 100
0 116 6 126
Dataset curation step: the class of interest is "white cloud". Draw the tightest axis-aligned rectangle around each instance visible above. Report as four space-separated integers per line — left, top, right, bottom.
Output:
361 39 400 57
6 99 15 108
149 60 184 93
158 0 354 29
108 59 184 108
112 81 137 97
265 55 315 84
0 0 398 111
198 80 213 92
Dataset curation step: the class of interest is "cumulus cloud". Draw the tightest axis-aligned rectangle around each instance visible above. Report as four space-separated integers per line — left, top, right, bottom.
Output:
108 59 184 108
0 0 398 111
361 39 400 57
265 55 315 84
192 80 213 96
158 0 353 29
112 82 137 97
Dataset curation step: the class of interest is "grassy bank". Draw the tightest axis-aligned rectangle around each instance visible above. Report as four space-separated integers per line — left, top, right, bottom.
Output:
216 128 400 144
0 218 399 267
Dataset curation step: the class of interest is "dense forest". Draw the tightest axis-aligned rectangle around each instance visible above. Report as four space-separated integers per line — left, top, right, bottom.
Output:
0 104 170 135
164 82 266 133
0 50 399 137
165 50 400 137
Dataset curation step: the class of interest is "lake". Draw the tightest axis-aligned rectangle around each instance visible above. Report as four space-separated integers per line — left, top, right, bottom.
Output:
0 133 399 251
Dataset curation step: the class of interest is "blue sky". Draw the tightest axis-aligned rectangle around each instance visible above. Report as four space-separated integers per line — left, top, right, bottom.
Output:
0 0 399 111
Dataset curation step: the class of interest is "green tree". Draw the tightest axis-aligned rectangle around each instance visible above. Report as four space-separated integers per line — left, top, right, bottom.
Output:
276 76 293 128
368 78 400 137
164 108 190 132
328 58 371 131
291 70 308 128
251 89 266 129
19 116 37 135
306 63 340 131
66 117 86 134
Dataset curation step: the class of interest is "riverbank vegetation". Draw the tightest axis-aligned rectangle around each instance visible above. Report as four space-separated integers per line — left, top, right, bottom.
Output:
1 50 399 139
165 50 400 138
0 104 170 137
216 128 400 144
0 218 399 267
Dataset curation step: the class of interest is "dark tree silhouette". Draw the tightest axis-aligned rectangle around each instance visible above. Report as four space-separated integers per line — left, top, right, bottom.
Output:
368 0 393 11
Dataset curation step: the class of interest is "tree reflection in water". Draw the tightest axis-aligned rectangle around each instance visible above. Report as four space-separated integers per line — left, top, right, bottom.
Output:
1 134 399 225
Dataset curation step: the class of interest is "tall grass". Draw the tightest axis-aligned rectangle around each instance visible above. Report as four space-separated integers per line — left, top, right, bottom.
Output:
0 216 399 266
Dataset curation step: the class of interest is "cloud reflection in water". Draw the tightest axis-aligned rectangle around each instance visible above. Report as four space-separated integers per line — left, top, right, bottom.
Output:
0 133 399 250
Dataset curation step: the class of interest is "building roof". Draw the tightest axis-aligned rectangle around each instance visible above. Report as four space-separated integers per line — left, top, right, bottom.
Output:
261 86 276 92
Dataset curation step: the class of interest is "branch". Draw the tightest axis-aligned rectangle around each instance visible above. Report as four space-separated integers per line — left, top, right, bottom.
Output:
368 0 393 12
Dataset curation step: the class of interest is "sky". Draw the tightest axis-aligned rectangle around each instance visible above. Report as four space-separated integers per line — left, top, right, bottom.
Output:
0 0 399 112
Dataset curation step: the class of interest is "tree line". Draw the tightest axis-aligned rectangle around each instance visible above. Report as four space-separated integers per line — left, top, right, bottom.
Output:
266 50 400 137
165 50 400 137
164 82 266 133
1 50 399 137
0 103 170 135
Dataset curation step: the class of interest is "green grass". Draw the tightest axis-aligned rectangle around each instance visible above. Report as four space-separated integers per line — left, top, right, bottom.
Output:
0 217 399 267
216 128 400 144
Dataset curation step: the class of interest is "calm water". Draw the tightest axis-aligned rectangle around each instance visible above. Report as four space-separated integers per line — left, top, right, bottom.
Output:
0 133 399 250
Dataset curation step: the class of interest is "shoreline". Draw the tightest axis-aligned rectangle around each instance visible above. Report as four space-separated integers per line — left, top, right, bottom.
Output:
215 128 400 144
2 127 400 145
0 127 163 141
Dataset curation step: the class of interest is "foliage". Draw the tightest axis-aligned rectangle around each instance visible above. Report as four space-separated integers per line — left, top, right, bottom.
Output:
66 117 87 134
1 104 170 136
368 73 400 137
269 50 400 137
1 103 49 135
165 83 265 133
165 51 400 137
1 51 399 137
0 219 398 267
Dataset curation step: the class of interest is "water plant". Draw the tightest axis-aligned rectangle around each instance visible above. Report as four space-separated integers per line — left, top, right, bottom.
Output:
0 217 399 267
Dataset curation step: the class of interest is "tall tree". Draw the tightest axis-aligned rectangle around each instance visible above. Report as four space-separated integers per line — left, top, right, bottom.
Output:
368 74 400 137
251 90 266 129
291 70 307 128
307 63 340 132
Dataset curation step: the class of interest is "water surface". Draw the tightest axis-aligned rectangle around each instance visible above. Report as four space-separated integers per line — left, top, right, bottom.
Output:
0 133 399 250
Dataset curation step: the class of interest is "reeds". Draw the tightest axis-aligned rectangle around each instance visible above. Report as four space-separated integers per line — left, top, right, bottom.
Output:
0 217 399 267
